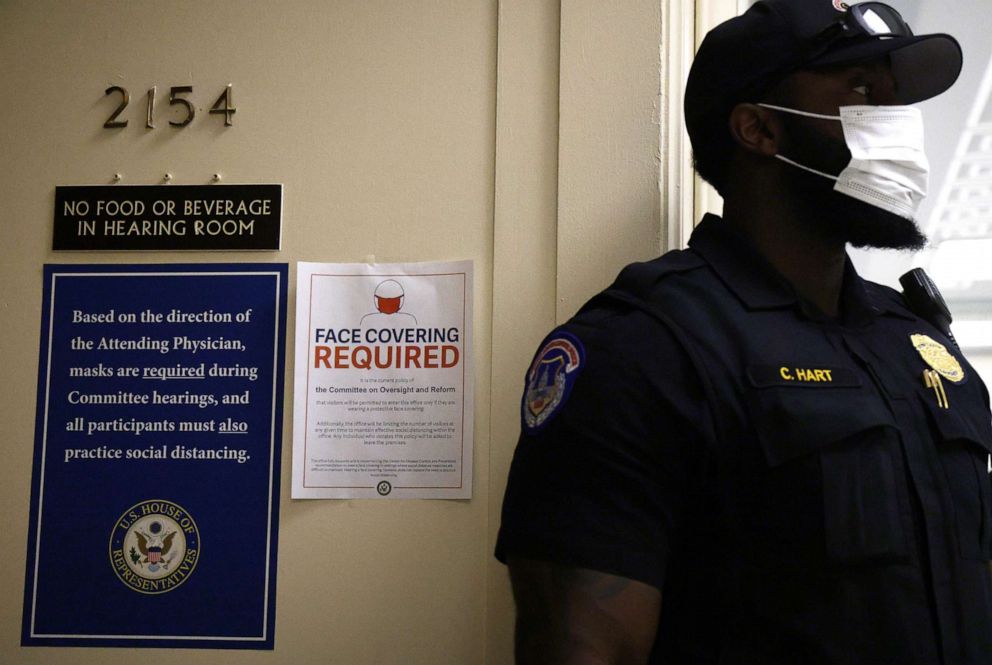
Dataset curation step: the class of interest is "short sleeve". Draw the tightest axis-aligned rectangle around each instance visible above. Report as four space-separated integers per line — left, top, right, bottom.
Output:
495 304 708 589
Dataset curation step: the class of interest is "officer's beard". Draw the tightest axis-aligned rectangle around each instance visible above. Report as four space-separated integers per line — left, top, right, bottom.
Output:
776 113 929 251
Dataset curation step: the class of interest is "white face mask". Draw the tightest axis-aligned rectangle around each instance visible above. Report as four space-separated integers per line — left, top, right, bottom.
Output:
758 103 930 220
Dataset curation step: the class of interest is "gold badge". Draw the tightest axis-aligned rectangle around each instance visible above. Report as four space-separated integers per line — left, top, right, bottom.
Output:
911 334 965 383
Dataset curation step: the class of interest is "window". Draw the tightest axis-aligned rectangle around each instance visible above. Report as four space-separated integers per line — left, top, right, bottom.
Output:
848 1 992 383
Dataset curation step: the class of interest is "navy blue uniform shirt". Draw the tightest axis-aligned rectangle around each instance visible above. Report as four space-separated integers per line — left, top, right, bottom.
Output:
496 215 992 664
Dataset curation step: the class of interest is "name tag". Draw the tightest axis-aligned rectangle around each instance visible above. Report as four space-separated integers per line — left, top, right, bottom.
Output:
747 364 861 388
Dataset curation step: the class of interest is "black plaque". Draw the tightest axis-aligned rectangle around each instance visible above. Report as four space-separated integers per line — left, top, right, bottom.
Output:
53 184 282 251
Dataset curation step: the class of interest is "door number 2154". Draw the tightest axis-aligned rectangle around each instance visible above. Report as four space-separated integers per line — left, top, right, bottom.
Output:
103 85 236 128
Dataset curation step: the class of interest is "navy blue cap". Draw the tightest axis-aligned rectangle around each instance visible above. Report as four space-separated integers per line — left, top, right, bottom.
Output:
685 0 962 157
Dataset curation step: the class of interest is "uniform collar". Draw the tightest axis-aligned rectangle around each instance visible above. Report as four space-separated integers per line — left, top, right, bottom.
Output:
687 214 886 326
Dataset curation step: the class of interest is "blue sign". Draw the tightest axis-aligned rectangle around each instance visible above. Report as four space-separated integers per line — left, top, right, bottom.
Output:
22 264 287 649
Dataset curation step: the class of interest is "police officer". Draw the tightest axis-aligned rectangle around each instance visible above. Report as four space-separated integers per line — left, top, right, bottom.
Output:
496 1 992 663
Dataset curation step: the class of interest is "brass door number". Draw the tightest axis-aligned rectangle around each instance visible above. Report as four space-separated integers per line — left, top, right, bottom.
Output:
103 84 236 129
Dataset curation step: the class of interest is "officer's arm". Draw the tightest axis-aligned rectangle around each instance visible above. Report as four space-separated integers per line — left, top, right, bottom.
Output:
508 557 661 664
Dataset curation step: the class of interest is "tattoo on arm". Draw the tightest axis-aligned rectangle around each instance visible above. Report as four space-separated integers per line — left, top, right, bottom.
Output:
508 558 661 665
566 568 635 601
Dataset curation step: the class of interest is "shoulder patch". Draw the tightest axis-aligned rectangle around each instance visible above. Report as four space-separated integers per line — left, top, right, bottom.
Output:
522 332 585 433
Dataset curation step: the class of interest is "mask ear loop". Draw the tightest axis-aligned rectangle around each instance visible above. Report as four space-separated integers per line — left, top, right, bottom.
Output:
756 103 844 181
757 103 841 121
774 154 840 181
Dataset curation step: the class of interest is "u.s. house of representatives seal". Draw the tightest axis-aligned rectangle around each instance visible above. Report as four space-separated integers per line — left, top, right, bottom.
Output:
109 499 200 594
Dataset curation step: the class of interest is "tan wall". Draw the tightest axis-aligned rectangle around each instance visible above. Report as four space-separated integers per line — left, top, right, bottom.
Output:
0 1 665 662
557 0 664 319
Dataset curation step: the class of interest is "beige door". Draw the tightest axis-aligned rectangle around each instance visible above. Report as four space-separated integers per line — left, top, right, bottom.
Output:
2 1 674 663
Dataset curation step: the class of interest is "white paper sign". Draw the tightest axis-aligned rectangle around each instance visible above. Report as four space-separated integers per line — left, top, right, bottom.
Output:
293 261 473 499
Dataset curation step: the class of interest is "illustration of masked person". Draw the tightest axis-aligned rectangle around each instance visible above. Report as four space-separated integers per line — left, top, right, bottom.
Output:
360 279 418 329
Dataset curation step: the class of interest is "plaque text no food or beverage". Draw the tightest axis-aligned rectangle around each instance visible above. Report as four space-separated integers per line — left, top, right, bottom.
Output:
53 184 282 251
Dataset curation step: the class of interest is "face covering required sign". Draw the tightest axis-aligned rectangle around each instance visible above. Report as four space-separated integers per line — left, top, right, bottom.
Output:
292 261 474 500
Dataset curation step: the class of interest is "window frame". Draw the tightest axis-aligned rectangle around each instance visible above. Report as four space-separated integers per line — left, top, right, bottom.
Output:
665 0 755 249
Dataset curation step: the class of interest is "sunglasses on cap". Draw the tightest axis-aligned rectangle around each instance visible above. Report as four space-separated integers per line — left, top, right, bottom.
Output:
804 2 914 61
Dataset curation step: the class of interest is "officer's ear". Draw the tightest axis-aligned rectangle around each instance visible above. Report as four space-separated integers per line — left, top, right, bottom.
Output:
727 103 783 158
